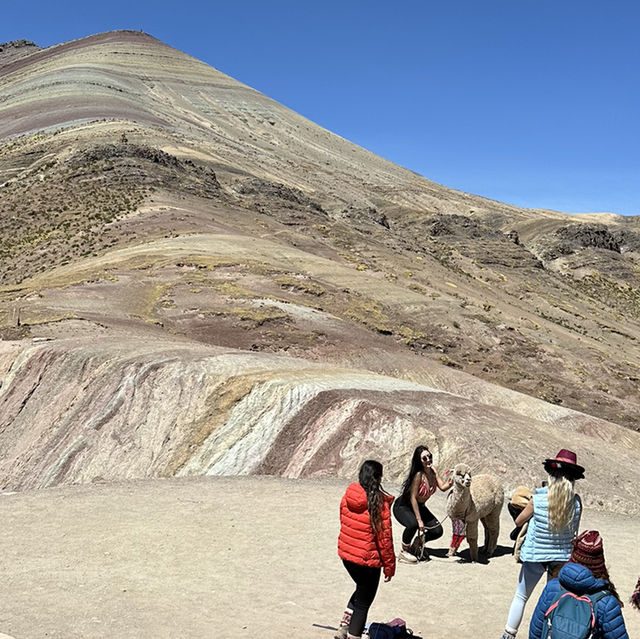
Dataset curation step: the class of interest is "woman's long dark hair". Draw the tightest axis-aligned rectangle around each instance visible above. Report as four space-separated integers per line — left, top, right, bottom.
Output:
359 460 384 535
590 564 624 607
399 445 429 504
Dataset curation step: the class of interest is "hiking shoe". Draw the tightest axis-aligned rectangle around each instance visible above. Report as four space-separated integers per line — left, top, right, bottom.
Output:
398 549 418 563
500 631 517 639
334 626 348 639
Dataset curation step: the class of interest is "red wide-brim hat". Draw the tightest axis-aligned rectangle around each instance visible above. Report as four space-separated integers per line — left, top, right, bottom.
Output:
543 448 585 480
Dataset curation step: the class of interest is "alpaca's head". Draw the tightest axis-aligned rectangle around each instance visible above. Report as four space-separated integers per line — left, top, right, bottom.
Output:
452 463 472 489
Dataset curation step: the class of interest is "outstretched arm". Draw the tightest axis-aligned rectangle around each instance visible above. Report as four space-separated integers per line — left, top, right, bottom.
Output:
435 468 453 491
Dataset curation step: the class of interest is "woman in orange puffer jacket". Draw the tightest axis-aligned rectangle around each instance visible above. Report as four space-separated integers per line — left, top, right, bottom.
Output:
336 460 396 639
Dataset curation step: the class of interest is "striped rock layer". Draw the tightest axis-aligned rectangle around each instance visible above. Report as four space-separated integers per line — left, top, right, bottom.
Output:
1 32 639 512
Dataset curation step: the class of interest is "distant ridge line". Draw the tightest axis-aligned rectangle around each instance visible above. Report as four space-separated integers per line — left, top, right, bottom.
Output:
0 30 162 80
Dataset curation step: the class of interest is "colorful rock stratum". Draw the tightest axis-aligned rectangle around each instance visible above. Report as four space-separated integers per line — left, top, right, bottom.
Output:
1 31 639 513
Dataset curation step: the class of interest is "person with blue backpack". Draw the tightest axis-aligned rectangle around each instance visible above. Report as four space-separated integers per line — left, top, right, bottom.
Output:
528 530 628 639
499 449 585 639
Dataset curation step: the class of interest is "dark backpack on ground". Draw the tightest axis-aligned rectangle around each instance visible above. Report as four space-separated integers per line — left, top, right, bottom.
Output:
542 587 608 639
368 620 421 639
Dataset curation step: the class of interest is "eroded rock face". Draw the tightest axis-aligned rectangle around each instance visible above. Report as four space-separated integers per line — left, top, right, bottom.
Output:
235 178 325 213
1 338 638 515
0 31 639 506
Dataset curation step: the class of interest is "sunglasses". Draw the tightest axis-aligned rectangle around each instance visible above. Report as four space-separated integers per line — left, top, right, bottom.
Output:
421 452 433 462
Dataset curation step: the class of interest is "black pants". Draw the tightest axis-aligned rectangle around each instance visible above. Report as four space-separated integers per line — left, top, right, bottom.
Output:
342 559 381 637
393 499 443 546
508 502 525 541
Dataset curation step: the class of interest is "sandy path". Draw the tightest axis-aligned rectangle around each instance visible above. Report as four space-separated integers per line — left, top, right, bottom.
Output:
0 476 638 638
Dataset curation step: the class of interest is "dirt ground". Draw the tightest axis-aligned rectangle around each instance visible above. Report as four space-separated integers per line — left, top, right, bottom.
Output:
0 476 638 639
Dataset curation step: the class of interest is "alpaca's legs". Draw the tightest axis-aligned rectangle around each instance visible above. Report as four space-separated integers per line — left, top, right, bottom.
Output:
480 516 497 556
480 517 490 554
484 508 501 557
466 519 479 562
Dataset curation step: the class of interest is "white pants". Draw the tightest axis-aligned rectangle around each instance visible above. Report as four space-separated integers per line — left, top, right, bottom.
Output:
505 562 547 634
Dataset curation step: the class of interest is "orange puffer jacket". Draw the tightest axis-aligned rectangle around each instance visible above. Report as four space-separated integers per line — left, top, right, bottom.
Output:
338 482 396 578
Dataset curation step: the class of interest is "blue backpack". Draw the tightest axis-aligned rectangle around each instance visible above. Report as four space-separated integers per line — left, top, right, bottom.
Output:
542 587 608 639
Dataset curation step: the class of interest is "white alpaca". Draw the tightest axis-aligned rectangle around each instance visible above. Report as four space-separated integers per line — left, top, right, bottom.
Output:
446 463 504 562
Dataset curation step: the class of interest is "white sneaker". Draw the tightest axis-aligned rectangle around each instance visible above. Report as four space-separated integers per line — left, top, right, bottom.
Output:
398 549 418 563
334 626 348 639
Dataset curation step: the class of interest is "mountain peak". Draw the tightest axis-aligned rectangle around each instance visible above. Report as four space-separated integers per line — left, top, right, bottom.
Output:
0 38 40 67
0 31 639 505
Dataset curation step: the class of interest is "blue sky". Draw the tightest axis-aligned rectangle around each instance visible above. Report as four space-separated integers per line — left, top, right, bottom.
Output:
2 1 639 215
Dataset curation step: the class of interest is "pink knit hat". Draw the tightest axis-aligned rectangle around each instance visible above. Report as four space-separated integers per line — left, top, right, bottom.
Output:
570 530 607 579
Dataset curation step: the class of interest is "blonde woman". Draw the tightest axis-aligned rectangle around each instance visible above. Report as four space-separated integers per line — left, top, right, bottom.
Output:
499 449 584 639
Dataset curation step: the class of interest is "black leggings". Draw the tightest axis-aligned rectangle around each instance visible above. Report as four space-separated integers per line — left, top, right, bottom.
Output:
342 560 381 637
393 499 443 546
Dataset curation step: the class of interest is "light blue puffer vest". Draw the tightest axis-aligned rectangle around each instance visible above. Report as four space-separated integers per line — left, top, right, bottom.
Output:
519 487 581 563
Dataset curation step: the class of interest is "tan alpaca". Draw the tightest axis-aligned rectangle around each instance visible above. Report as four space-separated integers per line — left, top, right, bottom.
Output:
446 463 504 562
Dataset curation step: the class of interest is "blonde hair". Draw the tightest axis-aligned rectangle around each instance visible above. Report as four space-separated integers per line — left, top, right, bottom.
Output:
548 474 575 531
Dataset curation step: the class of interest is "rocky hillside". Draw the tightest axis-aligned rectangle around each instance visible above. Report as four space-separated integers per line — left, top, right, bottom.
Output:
0 31 639 506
